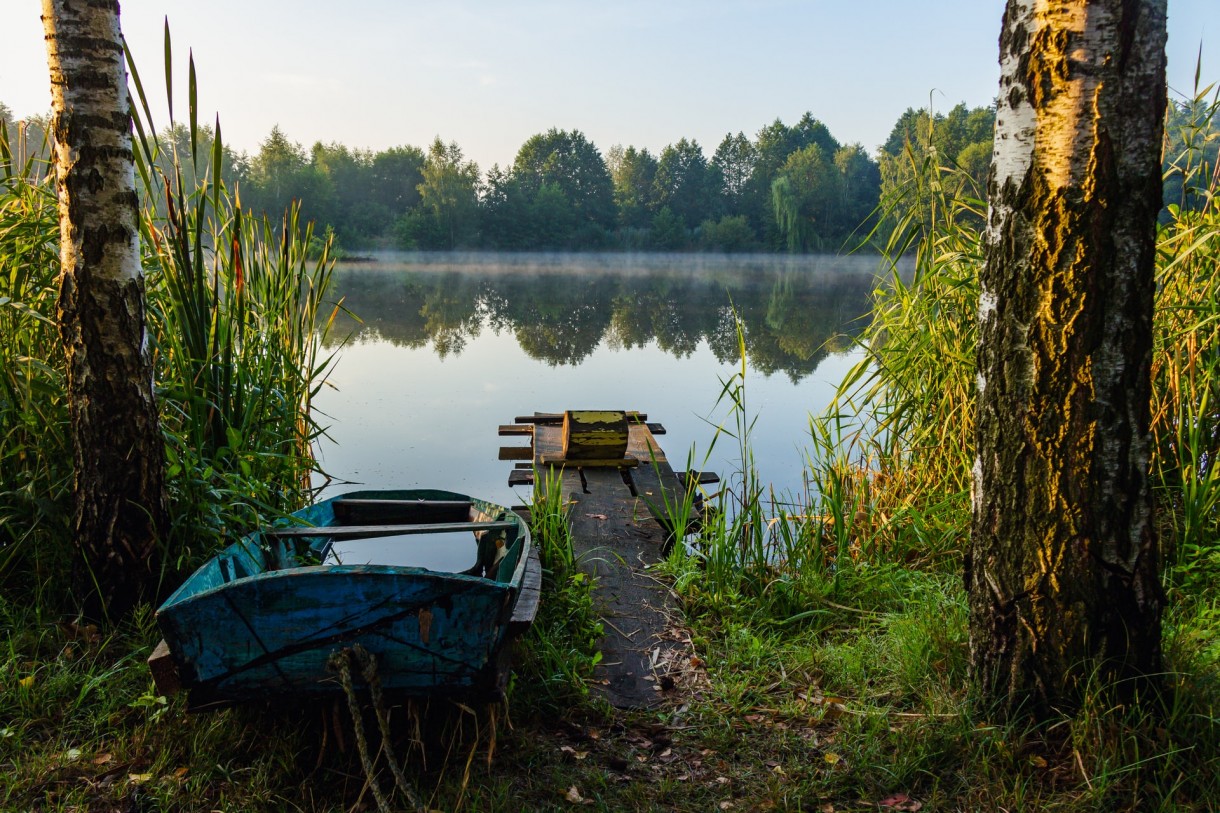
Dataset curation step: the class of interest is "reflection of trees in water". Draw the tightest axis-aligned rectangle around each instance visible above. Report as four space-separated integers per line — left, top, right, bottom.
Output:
326 259 876 379
485 274 617 366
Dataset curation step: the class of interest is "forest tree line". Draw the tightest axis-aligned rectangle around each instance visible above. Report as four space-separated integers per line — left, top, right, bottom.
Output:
4 98 1213 253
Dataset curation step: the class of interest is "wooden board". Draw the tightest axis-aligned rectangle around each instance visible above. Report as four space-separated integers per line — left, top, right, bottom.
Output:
148 639 181 696
263 520 518 540
508 547 542 635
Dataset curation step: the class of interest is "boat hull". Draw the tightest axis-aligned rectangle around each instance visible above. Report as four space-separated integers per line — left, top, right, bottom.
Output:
154 489 530 707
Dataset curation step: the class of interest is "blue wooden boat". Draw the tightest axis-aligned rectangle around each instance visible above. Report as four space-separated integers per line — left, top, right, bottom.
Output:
151 489 537 709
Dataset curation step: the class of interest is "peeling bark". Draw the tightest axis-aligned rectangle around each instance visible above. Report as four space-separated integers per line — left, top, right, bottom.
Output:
968 0 1166 717
43 0 167 621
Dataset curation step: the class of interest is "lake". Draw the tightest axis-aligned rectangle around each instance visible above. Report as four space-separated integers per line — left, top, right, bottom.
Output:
311 252 884 512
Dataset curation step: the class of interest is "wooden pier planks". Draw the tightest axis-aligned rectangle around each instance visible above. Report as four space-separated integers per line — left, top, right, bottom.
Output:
515 413 695 709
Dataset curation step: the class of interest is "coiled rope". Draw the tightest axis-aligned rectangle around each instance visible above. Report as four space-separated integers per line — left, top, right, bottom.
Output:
327 645 424 813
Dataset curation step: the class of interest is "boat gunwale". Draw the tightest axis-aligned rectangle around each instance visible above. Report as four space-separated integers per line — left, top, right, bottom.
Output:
157 489 532 614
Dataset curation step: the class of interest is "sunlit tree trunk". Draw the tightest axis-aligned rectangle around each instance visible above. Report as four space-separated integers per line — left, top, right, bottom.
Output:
43 0 166 621
968 0 1166 717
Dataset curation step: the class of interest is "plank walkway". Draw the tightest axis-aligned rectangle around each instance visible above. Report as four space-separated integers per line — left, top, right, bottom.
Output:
500 413 707 709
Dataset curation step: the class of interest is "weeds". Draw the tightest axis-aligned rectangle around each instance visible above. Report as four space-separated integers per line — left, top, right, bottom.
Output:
511 469 604 714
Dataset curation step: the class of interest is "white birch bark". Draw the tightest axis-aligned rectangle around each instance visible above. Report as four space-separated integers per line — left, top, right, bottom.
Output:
969 0 1166 716
43 0 166 621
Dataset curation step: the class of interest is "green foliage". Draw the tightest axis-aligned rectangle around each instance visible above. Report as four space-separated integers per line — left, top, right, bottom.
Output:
127 41 340 573
650 205 688 250
511 471 604 713
0 145 69 588
878 103 993 239
510 128 616 237
607 144 659 229
1152 84 1220 593
698 214 757 252
654 138 720 230
771 144 841 252
417 137 480 249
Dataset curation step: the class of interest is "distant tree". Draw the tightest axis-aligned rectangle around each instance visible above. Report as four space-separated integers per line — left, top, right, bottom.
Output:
246 125 331 226
155 122 247 196
698 214 756 252
881 107 932 156
527 182 578 248
311 141 380 242
478 163 528 249
608 145 659 229
746 114 843 248
711 131 756 213
970 0 1166 718
369 145 425 216
654 138 719 229
650 206 687 250
42 0 167 621
511 128 615 240
832 144 881 239
771 143 841 251
417 137 479 249
1 102 53 165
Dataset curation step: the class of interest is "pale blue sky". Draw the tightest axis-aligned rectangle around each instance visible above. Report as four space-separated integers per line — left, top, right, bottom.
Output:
2 1 1215 167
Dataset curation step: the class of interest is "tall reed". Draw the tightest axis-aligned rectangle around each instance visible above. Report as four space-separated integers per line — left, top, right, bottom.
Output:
0 127 70 587
802 137 983 568
1 32 342 597
1152 84 1220 590
127 33 342 569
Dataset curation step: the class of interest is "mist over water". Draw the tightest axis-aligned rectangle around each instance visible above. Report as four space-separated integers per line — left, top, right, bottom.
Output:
312 252 888 514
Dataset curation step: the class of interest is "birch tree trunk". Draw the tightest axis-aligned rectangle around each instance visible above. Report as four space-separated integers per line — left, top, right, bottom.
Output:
968 0 1167 717
43 0 166 621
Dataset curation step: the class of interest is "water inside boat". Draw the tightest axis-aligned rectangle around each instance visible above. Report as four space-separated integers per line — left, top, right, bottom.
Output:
322 530 481 573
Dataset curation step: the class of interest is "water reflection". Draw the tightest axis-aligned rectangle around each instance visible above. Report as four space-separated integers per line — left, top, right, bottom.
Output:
328 252 879 382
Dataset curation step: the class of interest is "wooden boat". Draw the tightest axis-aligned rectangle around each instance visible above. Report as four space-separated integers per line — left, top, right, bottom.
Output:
150 489 537 709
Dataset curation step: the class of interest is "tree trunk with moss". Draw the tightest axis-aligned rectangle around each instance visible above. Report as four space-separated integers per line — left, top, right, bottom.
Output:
43 0 166 622
968 0 1166 717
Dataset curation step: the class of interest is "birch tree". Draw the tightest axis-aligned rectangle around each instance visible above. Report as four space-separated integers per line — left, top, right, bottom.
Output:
43 0 166 621
968 0 1167 716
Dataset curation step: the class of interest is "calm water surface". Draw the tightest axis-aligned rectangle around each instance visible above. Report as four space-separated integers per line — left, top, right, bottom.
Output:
311 252 883 511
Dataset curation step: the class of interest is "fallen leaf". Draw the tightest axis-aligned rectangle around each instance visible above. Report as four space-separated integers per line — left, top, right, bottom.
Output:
587 513 609 521
92 753 113 766
565 786 584 804
172 766 188 778
877 793 922 811
18 675 34 689
823 752 841 765
1028 755 1048 768
128 773 153 784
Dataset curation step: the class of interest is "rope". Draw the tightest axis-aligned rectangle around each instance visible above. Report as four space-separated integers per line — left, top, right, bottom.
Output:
356 645 423 811
327 646 423 813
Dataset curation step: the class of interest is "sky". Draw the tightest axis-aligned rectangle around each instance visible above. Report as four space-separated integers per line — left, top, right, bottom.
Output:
2 1 1216 168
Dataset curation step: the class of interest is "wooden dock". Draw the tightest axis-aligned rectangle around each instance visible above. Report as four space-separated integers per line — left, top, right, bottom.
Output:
499 411 716 709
